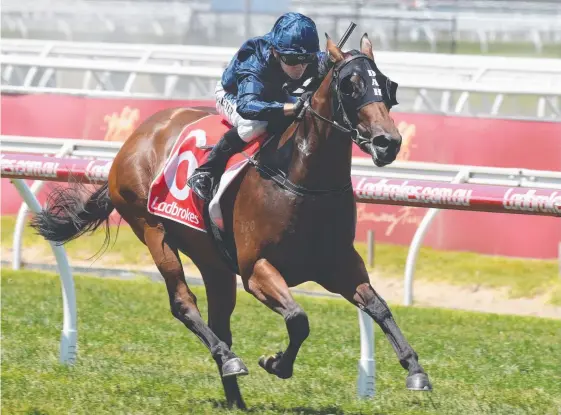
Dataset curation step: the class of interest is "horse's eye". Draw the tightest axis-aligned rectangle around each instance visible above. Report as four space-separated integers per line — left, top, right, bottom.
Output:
340 74 366 99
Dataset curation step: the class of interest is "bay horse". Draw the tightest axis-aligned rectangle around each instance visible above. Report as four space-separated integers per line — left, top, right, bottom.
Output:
31 35 432 409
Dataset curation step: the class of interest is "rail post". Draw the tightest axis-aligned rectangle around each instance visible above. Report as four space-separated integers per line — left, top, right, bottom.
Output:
10 178 77 365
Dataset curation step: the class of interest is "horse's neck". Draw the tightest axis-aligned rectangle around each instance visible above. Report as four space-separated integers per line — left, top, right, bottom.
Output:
285 76 352 190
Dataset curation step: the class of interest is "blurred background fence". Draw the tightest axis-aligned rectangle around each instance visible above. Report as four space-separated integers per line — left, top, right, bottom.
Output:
2 38 561 119
2 0 560 261
2 0 561 56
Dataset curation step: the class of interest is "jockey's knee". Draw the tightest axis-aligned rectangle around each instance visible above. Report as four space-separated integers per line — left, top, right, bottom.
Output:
237 119 268 143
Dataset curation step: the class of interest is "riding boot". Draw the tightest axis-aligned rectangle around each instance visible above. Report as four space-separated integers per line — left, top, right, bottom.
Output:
187 127 246 201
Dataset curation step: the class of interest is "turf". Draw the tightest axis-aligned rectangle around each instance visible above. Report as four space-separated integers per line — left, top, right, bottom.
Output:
2 269 560 414
3 216 560 305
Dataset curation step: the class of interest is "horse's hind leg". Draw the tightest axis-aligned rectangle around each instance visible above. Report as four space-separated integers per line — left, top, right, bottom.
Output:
198 262 246 409
142 222 248 377
243 259 310 379
119 213 249 384
324 250 432 391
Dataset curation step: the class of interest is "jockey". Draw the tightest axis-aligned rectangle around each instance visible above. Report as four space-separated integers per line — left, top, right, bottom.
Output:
188 12 329 202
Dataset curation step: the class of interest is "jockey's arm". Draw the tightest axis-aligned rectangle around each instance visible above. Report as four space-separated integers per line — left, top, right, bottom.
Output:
235 50 329 119
236 73 296 120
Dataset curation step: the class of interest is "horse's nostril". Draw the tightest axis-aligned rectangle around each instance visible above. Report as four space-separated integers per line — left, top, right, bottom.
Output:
372 135 390 148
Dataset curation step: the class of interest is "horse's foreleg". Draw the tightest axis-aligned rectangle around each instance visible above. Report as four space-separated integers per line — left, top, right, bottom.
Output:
143 224 248 379
353 281 432 390
243 259 309 379
200 264 246 409
326 251 432 391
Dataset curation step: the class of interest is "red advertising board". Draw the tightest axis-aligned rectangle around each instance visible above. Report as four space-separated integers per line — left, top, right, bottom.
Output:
2 93 560 258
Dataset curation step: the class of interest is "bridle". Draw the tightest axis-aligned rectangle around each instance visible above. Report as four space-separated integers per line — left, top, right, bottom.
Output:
298 54 378 153
248 54 385 197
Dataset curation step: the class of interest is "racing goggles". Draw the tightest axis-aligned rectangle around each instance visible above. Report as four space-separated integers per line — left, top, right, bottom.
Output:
278 52 317 66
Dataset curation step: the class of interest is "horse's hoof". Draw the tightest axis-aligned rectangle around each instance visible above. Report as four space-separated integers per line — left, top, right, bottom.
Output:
258 352 292 379
406 373 432 391
258 351 283 372
258 354 276 372
222 357 249 378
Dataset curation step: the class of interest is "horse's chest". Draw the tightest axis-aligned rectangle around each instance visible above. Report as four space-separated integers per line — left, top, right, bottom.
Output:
260 195 356 263
234 172 357 278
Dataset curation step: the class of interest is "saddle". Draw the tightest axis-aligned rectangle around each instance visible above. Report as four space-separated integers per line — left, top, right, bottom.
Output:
147 114 265 274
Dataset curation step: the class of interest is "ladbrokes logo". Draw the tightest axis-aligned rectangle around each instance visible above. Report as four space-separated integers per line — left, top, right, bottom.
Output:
85 160 112 182
149 198 200 225
503 189 561 215
355 178 473 207
102 106 140 142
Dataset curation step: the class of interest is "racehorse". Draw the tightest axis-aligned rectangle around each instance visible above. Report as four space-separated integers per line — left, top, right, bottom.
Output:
31 35 432 409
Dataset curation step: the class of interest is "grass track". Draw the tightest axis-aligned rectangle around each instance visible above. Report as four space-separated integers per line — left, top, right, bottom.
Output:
2 270 560 414
3 216 560 305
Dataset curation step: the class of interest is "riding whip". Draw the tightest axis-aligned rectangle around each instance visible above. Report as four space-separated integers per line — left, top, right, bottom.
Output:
337 21 357 50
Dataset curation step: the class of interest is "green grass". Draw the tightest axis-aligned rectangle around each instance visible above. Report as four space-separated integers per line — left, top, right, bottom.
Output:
355 243 561 303
3 216 560 305
1 215 163 269
2 269 561 414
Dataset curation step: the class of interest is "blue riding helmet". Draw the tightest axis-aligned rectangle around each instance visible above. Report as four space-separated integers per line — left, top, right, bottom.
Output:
270 12 320 58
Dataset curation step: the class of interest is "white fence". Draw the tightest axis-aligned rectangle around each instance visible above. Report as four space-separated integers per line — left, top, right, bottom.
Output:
2 39 561 118
4 134 561 299
2 134 561 398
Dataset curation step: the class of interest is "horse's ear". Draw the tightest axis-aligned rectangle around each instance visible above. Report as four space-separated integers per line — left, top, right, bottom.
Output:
325 33 344 63
360 33 374 60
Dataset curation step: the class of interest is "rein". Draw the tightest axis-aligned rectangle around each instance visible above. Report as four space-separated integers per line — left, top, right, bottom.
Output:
246 55 377 198
301 100 364 146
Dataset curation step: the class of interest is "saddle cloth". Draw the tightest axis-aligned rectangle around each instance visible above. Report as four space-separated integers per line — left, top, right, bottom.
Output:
147 114 262 232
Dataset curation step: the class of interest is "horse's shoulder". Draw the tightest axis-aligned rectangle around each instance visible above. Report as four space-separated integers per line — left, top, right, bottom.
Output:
189 106 218 115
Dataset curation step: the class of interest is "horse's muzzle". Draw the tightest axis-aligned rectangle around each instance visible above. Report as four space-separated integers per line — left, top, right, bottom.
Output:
368 133 402 167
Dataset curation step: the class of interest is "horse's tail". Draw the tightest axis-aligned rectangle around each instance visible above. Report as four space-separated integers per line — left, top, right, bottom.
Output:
31 182 117 252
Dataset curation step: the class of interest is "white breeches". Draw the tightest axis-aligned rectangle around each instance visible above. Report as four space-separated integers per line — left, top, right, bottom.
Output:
215 81 268 143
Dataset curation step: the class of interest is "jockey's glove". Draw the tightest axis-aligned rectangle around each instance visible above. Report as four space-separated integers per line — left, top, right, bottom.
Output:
293 91 313 118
